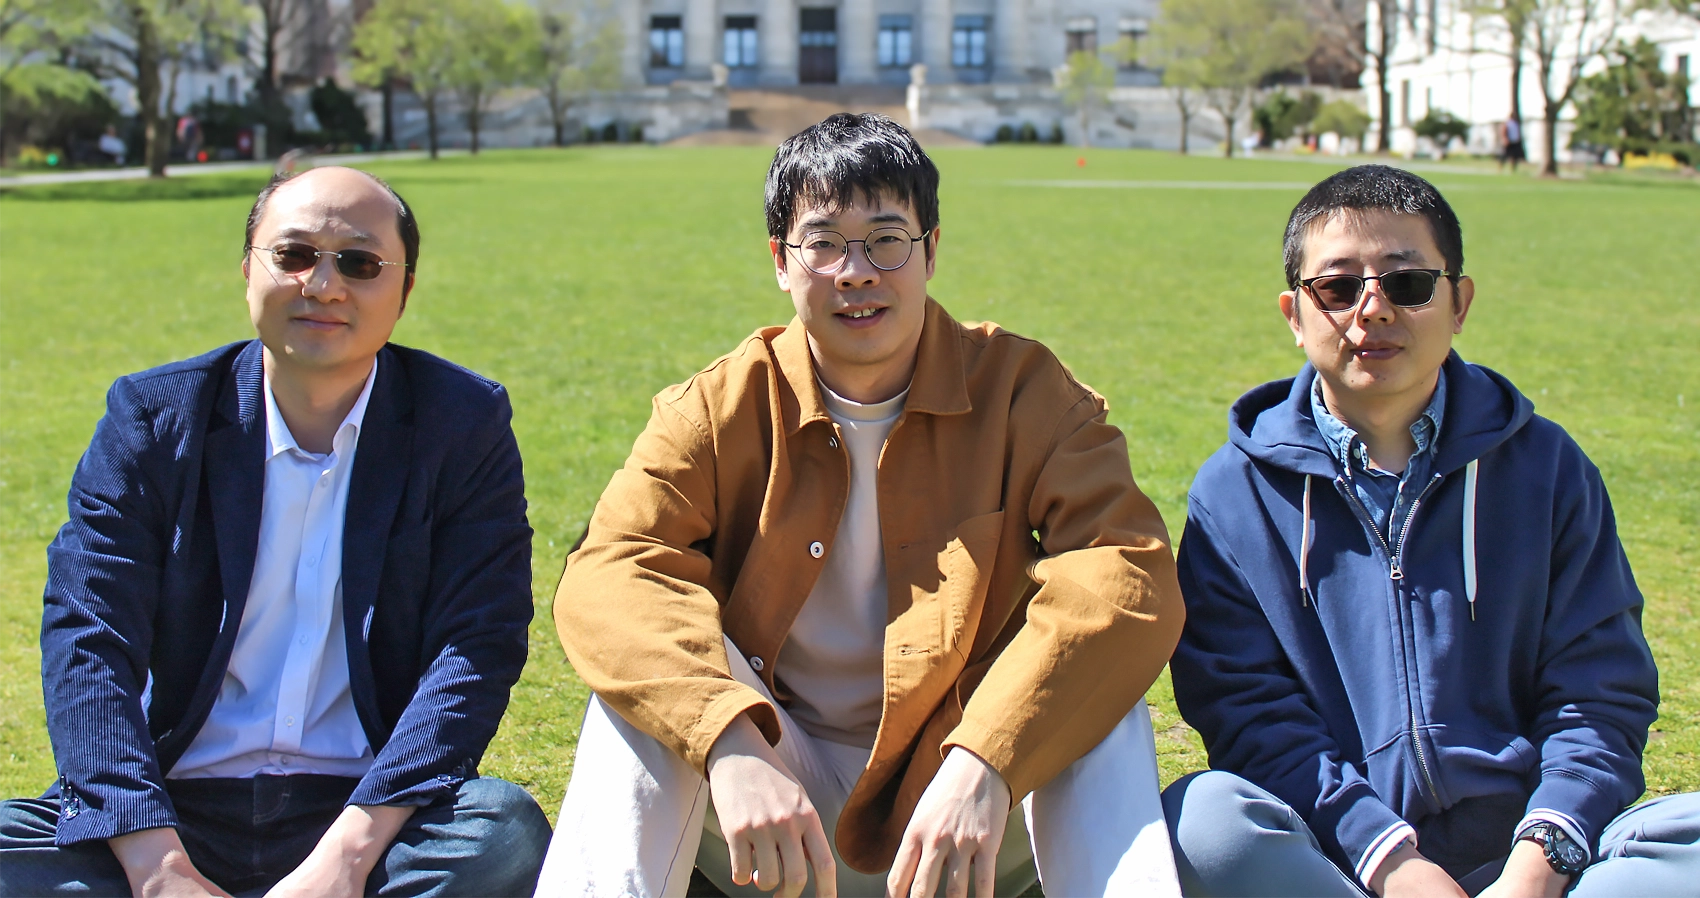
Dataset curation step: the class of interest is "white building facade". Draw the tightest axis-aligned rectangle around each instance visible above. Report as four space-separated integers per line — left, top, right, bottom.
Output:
1369 0 1698 162
621 0 1164 88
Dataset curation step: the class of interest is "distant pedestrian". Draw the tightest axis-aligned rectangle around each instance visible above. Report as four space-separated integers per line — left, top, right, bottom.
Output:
97 126 126 166
1498 117 1525 173
176 114 201 164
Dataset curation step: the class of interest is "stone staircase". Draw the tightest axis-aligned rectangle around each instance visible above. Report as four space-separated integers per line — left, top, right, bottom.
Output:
666 86 980 148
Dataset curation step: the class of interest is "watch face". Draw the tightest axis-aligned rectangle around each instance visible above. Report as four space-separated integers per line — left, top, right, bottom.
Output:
1553 837 1588 869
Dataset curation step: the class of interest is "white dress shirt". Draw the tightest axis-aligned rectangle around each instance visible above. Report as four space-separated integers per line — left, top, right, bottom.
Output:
170 359 379 779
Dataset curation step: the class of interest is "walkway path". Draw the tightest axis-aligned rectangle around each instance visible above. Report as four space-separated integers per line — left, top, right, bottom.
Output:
0 149 456 189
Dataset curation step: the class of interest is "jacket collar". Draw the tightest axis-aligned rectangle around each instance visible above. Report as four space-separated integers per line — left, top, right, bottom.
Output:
773 297 972 436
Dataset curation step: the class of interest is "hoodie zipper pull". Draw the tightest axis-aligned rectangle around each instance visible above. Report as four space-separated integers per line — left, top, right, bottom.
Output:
1389 559 1404 581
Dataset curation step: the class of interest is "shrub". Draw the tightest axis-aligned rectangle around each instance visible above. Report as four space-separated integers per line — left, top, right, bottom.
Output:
995 123 1014 142
1049 122 1065 144
309 78 373 148
1254 90 1322 147
601 121 619 142
1313 99 1370 141
1413 108 1470 152
1018 121 1039 142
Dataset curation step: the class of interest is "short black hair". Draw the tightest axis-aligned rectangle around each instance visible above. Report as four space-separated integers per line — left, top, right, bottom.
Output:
1282 164 1463 289
244 168 420 275
764 113 939 254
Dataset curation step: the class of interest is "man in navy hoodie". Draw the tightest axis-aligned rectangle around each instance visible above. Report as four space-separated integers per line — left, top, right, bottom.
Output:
1162 164 1699 898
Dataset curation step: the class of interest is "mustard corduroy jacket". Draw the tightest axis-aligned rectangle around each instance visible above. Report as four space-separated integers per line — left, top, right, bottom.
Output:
555 298 1183 873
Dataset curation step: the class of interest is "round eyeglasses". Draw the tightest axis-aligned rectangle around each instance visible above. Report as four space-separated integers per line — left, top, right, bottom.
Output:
1299 268 1456 314
782 227 930 275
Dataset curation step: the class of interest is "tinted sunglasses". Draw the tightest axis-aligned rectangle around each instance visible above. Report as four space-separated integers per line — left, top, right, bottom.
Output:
1299 268 1455 313
247 243 404 280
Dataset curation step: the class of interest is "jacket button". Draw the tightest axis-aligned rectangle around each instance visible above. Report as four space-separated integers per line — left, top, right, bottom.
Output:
750 656 765 672
809 541 824 558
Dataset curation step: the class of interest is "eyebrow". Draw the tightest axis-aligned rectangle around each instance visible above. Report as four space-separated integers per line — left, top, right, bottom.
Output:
1314 248 1423 271
796 210 916 231
271 227 378 244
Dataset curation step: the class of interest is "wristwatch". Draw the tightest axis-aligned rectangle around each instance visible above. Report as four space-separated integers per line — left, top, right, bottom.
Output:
1518 822 1588 878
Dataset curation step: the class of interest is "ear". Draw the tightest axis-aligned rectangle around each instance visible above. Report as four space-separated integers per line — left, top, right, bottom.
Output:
400 273 414 315
923 227 940 280
1279 290 1305 347
1450 275 1474 334
770 237 790 292
241 255 251 282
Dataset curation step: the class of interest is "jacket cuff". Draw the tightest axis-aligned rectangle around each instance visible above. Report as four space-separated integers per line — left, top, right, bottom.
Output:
1313 783 1411 886
1357 821 1417 890
682 687 780 776
52 778 179 847
1526 771 1618 855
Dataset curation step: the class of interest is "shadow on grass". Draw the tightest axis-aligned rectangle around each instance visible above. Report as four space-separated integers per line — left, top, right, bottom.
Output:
0 173 272 203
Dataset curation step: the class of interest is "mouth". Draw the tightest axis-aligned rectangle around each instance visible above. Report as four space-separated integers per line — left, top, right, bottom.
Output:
293 315 349 331
1352 341 1401 361
835 304 888 328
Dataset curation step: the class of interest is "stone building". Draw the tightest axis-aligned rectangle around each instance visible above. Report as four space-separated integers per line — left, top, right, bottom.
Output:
616 0 1164 88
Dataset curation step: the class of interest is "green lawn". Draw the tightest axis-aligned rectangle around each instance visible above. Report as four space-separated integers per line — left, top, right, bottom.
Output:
1 147 1695 821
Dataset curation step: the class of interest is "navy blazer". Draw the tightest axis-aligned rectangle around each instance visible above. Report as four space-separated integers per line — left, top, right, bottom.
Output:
40 340 533 845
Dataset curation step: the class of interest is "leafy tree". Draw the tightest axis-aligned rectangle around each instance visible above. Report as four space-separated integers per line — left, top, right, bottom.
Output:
1464 0 1536 152
1367 0 1400 151
1145 23 1208 154
528 0 624 147
1 0 105 161
1254 89 1322 146
1059 48 1117 147
1149 0 1313 157
1413 108 1471 155
78 0 249 176
353 0 455 158
447 0 530 154
1570 36 1696 164
1313 98 1371 142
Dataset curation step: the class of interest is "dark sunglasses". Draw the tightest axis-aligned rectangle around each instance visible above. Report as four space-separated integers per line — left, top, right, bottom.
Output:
247 243 404 281
1299 268 1456 313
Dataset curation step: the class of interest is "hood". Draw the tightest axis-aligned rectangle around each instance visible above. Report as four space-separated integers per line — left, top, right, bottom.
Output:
1227 351 1535 478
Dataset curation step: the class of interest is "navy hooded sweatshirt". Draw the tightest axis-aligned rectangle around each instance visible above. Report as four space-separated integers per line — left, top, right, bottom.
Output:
1171 351 1658 884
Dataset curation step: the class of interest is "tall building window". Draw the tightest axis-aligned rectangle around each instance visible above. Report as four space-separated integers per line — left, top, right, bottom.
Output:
650 15 684 68
1118 17 1147 69
952 15 989 68
725 16 759 67
878 14 913 67
1065 16 1097 55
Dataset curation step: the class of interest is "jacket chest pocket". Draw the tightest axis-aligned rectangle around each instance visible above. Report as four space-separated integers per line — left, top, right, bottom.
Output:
935 510 1004 657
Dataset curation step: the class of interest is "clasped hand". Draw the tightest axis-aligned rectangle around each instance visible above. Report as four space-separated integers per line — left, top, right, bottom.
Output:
706 714 1011 898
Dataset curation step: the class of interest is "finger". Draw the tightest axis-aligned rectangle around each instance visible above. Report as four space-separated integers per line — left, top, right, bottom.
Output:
776 826 810 898
944 846 971 898
728 831 755 886
972 845 997 898
886 837 921 898
754 836 783 894
909 838 948 898
803 813 839 898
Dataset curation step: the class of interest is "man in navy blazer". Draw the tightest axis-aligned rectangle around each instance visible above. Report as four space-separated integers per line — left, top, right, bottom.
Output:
0 167 550 896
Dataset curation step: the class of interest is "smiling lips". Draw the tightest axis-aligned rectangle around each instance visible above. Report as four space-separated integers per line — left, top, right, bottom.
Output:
837 304 887 327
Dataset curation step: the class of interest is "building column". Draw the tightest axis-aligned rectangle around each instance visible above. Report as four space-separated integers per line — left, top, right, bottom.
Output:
685 0 717 79
922 0 953 84
618 0 645 86
840 0 878 84
759 0 797 85
994 0 1027 82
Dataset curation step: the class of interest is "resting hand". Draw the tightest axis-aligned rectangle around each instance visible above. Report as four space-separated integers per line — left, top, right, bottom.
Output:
886 747 1011 898
108 827 230 898
1370 843 1467 898
706 713 837 898
266 804 414 898
1474 839 1570 898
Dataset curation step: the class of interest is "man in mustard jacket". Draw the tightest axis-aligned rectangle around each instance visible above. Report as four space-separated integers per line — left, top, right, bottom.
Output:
541 114 1184 898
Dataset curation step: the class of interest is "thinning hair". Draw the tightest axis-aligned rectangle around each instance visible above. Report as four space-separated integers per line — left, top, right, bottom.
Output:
764 113 940 257
1282 164 1463 289
244 168 420 275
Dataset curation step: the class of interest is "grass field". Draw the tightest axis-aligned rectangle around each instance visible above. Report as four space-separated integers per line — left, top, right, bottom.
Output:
1 147 1696 824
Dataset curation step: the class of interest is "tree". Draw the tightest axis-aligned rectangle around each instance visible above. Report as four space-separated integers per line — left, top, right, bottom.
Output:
1413 108 1471 155
1314 97 1372 145
1254 89 1322 146
1367 0 1399 151
1465 0 1536 161
447 0 529 155
529 0 623 147
1145 20 1208 154
353 0 455 158
81 0 248 176
1149 0 1313 157
249 0 294 115
1523 0 1626 175
1059 48 1117 147
1570 36 1696 164
0 1 112 161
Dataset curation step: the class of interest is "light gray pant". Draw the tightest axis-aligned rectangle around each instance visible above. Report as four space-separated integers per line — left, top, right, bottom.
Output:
1161 770 1700 898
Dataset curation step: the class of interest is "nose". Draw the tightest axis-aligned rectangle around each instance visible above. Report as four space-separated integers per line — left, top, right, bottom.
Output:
835 241 882 290
1355 276 1397 323
300 253 348 302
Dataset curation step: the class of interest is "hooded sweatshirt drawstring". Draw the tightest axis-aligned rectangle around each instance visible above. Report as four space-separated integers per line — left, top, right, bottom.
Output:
1463 459 1480 621
1301 462 1482 621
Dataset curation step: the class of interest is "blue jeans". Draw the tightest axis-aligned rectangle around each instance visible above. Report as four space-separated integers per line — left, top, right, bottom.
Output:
1162 771 1700 898
0 775 550 897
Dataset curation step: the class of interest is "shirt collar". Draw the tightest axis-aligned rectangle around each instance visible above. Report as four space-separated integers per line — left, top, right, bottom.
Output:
264 355 379 460
1310 367 1447 474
